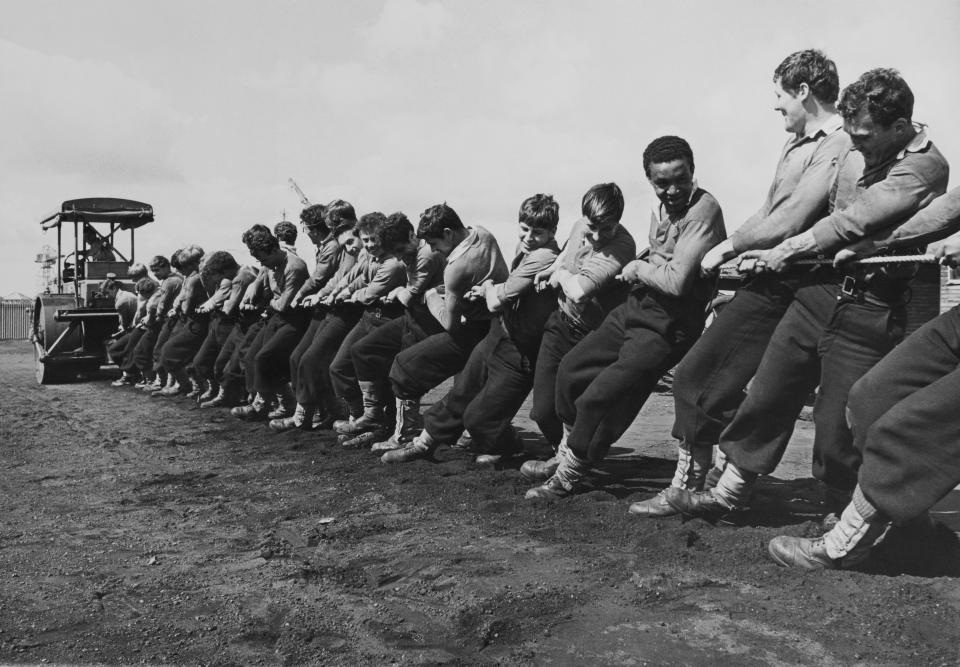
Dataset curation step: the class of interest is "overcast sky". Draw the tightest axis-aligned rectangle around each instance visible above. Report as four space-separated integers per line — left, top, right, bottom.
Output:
2 0 958 297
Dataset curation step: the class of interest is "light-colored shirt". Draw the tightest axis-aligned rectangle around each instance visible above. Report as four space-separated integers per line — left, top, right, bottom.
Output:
730 115 849 252
843 186 960 254
221 266 259 318
497 241 561 349
557 218 636 331
156 273 183 317
267 251 309 313
115 290 138 329
297 234 341 298
811 129 949 253
428 226 509 329
349 254 408 305
631 188 727 299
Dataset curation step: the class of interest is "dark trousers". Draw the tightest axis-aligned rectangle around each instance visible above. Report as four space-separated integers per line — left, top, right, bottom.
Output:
152 317 178 371
530 310 590 447
250 311 309 397
719 281 906 494
159 315 209 372
107 331 132 366
294 308 361 406
847 306 960 523
189 314 233 380
132 323 161 377
558 292 703 462
220 315 265 396
671 275 795 456
289 313 325 403
389 319 492 399
329 309 399 409
424 319 538 452
120 327 146 373
351 310 444 384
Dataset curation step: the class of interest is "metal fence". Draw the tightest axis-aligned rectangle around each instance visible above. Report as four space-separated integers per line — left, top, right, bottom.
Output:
0 300 33 341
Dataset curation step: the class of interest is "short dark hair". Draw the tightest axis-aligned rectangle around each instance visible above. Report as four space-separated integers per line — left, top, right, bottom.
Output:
642 136 695 177
381 212 415 252
127 262 148 281
148 255 170 271
838 68 914 127
416 203 464 240
99 277 120 293
179 244 204 269
357 212 388 238
201 250 239 279
581 184 624 227
774 49 839 104
519 194 559 230
170 249 184 272
136 277 158 296
325 199 357 236
300 204 329 235
273 221 298 245
242 227 280 255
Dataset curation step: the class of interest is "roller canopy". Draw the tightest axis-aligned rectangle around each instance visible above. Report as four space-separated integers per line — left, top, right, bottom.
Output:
41 198 154 229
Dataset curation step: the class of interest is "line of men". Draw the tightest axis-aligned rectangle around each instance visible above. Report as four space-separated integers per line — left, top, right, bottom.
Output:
105 49 960 574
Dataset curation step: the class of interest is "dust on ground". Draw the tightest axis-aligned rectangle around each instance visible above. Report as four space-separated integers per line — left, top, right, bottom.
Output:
1 339 959 666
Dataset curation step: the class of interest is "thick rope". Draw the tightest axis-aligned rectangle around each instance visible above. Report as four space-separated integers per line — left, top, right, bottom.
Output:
726 254 939 274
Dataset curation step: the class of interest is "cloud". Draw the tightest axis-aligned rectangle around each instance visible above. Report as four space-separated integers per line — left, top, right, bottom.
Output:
363 0 453 53
0 39 187 184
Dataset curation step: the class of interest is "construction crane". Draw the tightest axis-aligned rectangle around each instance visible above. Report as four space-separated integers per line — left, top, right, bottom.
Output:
288 178 311 206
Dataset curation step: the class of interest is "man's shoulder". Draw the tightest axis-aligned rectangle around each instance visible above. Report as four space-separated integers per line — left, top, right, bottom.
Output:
687 189 724 218
287 252 309 271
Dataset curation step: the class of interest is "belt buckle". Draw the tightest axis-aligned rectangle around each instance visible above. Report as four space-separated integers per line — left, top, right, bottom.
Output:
841 276 857 297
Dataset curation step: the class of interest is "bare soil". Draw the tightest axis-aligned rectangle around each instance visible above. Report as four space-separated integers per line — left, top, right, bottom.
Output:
2 339 959 666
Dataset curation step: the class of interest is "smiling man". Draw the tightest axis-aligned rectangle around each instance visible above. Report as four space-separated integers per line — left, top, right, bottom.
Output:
525 136 726 501
662 68 949 523
381 194 562 464
521 183 636 480
631 50 850 517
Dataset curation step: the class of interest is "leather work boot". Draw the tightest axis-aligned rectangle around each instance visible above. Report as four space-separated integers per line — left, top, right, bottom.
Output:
371 434 405 453
200 387 232 408
451 430 474 451
232 394 269 421
198 380 219 403
111 373 136 387
156 381 185 397
269 403 314 433
267 387 296 420
380 434 433 464
524 441 588 500
184 378 204 399
628 491 677 517
335 414 385 437
660 487 735 520
767 536 838 570
339 428 389 450
520 456 558 482
312 412 337 431
475 428 525 468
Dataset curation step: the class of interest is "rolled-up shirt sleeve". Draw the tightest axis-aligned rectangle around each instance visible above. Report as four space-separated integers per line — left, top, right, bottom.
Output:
632 216 725 297
298 238 340 297
351 257 408 304
407 245 445 297
731 134 848 253
576 236 636 299
270 261 308 312
842 186 960 254
496 248 559 305
811 167 944 254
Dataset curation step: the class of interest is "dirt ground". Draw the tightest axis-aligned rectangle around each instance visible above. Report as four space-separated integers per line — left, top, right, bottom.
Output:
2 339 960 666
